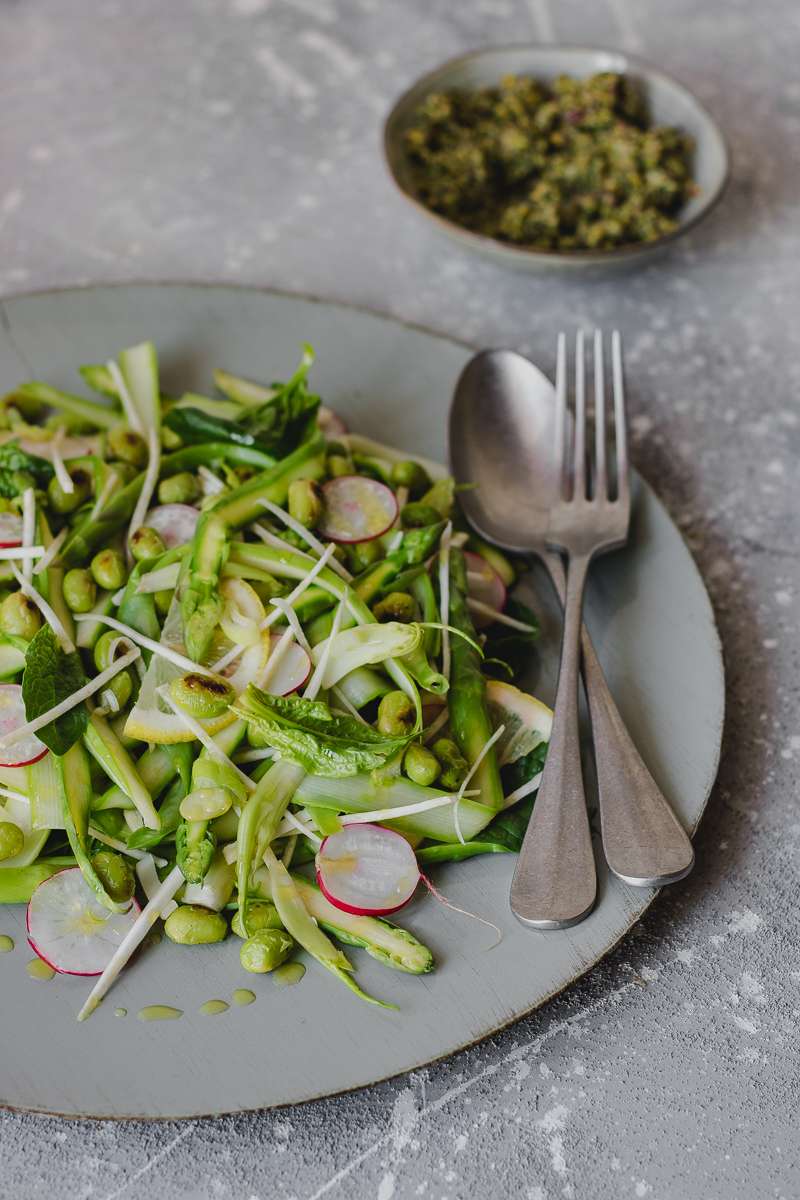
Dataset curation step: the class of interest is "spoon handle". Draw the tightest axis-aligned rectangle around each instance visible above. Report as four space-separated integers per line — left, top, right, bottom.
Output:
543 551 694 886
510 553 596 928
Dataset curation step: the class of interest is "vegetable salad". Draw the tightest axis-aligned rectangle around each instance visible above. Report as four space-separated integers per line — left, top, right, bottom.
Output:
0 342 551 1017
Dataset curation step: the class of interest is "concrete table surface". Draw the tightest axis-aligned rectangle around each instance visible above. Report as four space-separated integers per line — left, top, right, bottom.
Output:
1 1 797 1197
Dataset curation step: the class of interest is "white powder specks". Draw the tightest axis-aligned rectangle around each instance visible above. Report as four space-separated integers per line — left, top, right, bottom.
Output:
253 45 317 100
733 1015 759 1034
536 1104 569 1177
300 29 361 77
729 909 763 934
775 590 792 607
740 972 766 1004
676 948 695 965
233 0 270 13
377 1172 395 1200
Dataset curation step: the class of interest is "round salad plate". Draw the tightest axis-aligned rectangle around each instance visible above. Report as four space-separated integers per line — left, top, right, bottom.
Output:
0 283 724 1119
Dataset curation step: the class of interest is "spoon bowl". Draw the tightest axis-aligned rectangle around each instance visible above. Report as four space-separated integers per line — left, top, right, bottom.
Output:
449 348 559 552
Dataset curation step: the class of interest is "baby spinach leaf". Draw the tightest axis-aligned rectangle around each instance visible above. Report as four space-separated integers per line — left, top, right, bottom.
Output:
21 624 88 755
233 687 411 777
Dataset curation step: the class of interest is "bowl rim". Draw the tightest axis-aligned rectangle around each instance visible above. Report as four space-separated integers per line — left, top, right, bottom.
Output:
383 43 732 265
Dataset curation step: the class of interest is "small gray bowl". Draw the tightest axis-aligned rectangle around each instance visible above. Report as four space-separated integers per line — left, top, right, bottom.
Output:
384 45 730 271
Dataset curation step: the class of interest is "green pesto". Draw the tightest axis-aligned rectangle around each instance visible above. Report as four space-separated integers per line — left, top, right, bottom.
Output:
404 72 694 251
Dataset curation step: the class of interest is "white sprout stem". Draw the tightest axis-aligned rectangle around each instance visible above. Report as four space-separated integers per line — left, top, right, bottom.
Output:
303 595 345 701
422 705 451 745
252 522 316 560
106 359 144 435
270 596 311 652
135 561 182 595
21 487 36 582
126 426 161 561
234 747 277 764
259 498 353 582
157 688 256 792
393 485 409 528
0 784 29 804
77 865 184 1021
466 600 537 633
88 469 118 522
10 563 75 652
135 853 178 916
87 826 167 868
331 684 367 724
97 687 121 715
198 465 226 496
0 545 44 562
438 521 453 682
282 808 322 846
32 527 67 576
339 793 466 825
49 429 73 496
502 771 544 809
0 645 140 749
256 625 297 693
452 724 506 845
74 613 211 676
210 542 336 674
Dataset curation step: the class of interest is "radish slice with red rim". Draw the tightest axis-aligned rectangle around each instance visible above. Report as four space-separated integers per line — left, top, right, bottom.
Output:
318 477 398 544
265 634 311 695
316 823 420 916
464 551 507 627
144 503 200 549
27 868 141 976
0 684 47 767
318 405 347 440
0 513 24 550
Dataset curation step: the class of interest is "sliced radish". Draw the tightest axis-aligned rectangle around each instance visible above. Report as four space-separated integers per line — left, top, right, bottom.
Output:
318 405 348 440
464 551 507 628
264 634 311 695
0 513 23 549
318 476 398 545
0 684 47 767
316 823 420 916
144 503 200 549
27 868 141 977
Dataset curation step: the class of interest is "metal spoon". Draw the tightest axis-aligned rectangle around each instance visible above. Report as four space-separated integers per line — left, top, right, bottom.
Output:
449 348 695 897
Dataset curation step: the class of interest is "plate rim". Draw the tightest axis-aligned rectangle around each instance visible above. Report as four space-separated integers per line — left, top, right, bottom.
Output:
0 280 725 1119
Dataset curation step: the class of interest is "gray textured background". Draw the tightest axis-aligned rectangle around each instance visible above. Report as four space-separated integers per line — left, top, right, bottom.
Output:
1 1 798 1197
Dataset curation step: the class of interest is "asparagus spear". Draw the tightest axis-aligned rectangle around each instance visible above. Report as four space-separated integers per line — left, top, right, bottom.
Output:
181 434 326 661
447 548 504 811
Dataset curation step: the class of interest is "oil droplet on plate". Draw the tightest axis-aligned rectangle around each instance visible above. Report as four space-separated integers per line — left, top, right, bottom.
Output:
0 935 14 953
199 999 229 1016
232 988 256 1006
26 958 55 981
114 1008 127 1018
137 1005 182 1022
273 962 305 987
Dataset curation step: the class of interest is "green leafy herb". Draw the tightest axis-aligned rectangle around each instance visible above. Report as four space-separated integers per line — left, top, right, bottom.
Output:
233 687 412 776
22 624 88 755
0 442 54 498
482 599 540 682
416 841 512 863
500 739 548 802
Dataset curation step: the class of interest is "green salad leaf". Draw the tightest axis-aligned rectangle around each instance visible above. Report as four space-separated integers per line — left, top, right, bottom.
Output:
22 624 88 755
482 599 540 682
233 687 412 776
0 441 54 498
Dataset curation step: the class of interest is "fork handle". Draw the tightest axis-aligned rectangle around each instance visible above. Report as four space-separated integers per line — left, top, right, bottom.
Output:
543 551 694 887
510 553 596 928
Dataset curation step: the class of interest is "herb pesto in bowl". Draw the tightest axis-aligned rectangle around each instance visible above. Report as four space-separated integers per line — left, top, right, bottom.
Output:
385 46 729 270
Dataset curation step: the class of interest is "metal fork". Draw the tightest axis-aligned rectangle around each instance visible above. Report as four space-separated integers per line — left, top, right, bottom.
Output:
510 330 631 929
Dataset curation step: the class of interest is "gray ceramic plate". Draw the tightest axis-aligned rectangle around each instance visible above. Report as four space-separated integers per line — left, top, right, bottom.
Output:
0 284 723 1119
385 45 730 271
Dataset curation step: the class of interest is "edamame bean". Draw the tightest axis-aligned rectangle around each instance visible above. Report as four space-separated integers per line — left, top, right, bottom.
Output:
47 467 92 514
63 568 97 613
377 690 416 737
373 591 416 624
90 548 126 591
240 929 295 973
0 592 41 640
0 821 24 862
179 787 233 822
158 471 200 505
108 427 148 468
164 905 228 946
91 849 135 903
231 902 283 939
432 737 468 791
403 742 441 787
129 525 167 562
401 502 441 529
169 673 235 719
391 459 431 498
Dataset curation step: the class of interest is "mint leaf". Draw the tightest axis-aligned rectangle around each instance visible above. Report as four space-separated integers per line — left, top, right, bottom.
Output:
0 441 54 498
233 687 411 776
22 625 88 755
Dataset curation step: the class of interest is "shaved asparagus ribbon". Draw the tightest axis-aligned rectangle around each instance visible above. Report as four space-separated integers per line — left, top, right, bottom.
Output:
157 686 256 793
78 865 184 1021
259 499 352 582
437 521 453 683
